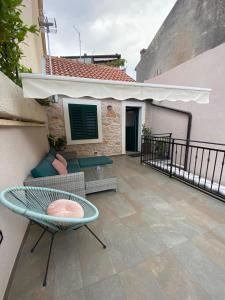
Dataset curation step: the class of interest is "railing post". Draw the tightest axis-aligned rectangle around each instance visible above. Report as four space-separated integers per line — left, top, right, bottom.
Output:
184 139 190 171
170 138 175 178
167 133 172 160
140 135 143 164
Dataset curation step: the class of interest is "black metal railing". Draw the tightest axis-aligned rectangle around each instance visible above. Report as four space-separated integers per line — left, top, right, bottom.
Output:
141 135 225 201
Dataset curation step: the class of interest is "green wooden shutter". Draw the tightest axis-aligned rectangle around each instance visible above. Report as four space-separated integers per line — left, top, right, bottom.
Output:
68 104 99 140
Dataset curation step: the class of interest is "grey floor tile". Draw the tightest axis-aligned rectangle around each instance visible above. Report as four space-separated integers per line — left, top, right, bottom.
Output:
49 261 83 297
172 218 206 239
56 289 86 300
212 223 225 241
108 237 144 272
193 231 225 271
79 247 116 287
146 251 212 300
84 275 125 300
119 262 169 300
135 227 168 255
172 241 225 299
158 230 188 249
106 193 136 218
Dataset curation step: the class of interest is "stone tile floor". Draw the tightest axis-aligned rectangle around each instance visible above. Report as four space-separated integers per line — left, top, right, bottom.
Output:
7 156 225 300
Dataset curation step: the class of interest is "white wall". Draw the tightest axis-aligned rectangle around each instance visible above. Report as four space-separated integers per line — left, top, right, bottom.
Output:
0 127 48 299
0 72 48 299
20 0 45 73
146 42 225 144
146 103 188 138
0 72 46 123
145 43 225 184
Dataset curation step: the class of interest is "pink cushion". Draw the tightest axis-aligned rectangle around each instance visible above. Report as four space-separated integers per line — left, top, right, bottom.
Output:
56 153 67 168
47 199 84 218
52 159 67 175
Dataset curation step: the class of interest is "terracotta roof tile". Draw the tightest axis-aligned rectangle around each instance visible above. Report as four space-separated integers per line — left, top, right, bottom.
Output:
45 56 135 82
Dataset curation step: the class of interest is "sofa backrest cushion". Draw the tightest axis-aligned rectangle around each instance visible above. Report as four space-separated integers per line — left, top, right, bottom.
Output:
31 152 58 178
49 147 57 157
67 159 81 173
78 156 113 168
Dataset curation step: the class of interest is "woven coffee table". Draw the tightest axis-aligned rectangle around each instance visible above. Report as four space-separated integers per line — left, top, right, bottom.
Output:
83 164 117 194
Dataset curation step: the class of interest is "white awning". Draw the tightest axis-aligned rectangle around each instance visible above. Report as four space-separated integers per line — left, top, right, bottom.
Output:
20 73 211 103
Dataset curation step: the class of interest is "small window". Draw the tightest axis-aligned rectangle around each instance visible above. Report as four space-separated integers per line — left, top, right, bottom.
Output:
68 104 98 140
63 98 102 145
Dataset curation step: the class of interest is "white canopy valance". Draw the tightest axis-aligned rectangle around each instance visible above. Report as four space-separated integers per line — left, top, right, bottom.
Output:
20 73 211 103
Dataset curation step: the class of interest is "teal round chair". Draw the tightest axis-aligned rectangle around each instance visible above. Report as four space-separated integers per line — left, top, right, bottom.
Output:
0 186 106 286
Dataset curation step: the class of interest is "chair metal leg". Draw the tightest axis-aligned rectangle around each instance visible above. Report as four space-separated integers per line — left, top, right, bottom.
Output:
43 233 54 287
30 229 46 253
85 225 106 249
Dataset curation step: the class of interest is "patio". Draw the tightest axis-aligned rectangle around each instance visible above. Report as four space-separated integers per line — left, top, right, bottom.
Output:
7 155 225 300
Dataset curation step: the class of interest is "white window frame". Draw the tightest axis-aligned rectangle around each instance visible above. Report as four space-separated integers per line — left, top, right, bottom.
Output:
63 98 103 145
122 101 146 154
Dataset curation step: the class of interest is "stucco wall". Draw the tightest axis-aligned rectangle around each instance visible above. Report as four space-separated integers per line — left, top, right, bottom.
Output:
145 42 225 144
0 127 48 299
145 103 187 139
20 0 45 73
136 0 225 82
0 72 46 123
145 43 225 184
0 72 48 299
46 97 122 156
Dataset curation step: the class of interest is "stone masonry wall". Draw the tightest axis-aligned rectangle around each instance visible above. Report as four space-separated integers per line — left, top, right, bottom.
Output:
46 97 122 157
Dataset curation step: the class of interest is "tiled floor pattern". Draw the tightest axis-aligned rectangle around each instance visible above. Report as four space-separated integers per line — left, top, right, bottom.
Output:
7 156 225 300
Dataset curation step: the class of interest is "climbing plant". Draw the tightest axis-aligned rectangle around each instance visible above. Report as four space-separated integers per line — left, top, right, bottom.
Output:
0 0 38 85
142 124 151 136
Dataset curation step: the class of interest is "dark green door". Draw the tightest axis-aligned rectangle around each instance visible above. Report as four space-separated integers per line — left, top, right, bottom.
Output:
126 107 139 152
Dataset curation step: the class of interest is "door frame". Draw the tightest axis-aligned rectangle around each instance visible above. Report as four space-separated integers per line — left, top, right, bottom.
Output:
125 107 139 152
122 101 146 154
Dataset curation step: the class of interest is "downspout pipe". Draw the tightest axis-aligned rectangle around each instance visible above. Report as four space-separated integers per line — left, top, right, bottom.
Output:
150 101 192 171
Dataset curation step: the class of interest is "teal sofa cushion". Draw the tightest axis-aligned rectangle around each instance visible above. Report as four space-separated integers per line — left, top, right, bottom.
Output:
67 159 81 173
78 156 113 168
49 147 57 157
31 153 58 178
45 152 55 163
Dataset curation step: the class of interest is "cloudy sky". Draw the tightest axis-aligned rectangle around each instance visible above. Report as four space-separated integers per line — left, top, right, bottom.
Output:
44 0 177 79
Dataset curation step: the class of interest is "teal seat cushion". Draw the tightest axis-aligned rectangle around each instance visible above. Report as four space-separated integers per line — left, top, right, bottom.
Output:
78 156 113 168
31 153 58 178
67 159 81 173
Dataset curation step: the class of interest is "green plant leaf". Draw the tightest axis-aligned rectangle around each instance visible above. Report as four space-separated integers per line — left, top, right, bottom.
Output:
0 0 38 84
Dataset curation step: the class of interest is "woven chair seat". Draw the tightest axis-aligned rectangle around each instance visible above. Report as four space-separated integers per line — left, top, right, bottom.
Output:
0 186 98 232
0 186 106 287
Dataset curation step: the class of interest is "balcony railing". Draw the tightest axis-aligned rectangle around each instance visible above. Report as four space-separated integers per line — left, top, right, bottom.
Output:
141 135 225 202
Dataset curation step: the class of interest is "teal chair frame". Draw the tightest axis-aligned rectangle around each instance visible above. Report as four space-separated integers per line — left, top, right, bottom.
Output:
0 186 106 286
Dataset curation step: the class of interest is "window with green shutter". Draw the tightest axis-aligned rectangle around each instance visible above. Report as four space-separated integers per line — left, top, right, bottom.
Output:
68 104 99 140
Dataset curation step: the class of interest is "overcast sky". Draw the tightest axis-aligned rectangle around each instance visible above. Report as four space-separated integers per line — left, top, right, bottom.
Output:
44 0 177 79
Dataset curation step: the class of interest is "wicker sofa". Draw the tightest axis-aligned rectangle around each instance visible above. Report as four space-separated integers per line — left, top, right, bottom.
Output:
24 150 117 196
24 172 85 197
